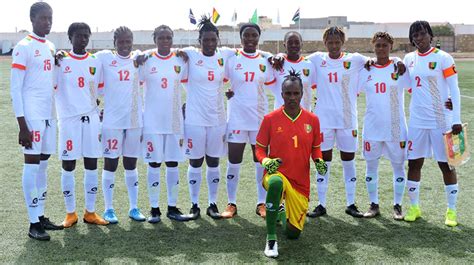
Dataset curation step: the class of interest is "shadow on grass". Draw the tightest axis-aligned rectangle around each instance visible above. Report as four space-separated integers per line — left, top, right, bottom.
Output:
17 212 474 263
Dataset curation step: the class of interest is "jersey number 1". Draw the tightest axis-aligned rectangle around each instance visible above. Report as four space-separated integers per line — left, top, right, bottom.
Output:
292 135 298 148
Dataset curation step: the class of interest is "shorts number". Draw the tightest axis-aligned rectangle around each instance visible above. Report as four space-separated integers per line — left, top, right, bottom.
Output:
364 141 371 151
208 71 214 81
187 139 193 149
147 141 154 152
66 140 73 151
78 77 85 88
375 82 386 93
292 135 298 148
244 71 255 82
107 139 118 150
31 131 40 142
118 70 130 81
161 77 168 88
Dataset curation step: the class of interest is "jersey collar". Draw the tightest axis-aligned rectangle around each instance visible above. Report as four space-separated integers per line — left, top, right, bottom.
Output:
282 108 302 122
417 47 435 56
153 51 174 60
284 55 303 63
239 50 260 59
373 59 393 68
28 33 46 43
68 51 89 60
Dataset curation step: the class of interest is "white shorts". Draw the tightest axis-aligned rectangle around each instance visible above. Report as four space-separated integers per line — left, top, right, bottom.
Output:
407 127 449 162
321 128 359 152
23 119 56 155
184 124 227 159
102 128 142 158
226 129 258 145
143 134 184 163
58 111 102 160
362 140 407 163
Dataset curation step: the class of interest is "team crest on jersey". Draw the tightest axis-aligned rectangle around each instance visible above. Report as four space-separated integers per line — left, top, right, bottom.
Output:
343 61 351 69
304 124 312 133
429 62 437 70
259 64 266 72
174 65 181 74
391 73 399 80
89 67 96 75
400 141 406 149
352 130 358 137
303 69 310 76
218 58 224 67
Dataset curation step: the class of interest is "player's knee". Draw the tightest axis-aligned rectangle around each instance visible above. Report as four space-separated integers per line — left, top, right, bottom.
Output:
123 156 137 170
149 162 161 168
408 159 423 170
84 158 97 170
165 161 178 168
205 156 219 167
268 175 283 189
39 154 51 160
189 158 204 168
340 151 355 161
62 160 76 171
104 158 119 171
285 224 301 240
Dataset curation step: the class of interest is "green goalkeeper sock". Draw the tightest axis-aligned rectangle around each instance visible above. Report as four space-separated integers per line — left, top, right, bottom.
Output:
266 175 283 241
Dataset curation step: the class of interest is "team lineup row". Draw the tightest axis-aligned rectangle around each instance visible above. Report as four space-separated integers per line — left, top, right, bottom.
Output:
11 2 462 258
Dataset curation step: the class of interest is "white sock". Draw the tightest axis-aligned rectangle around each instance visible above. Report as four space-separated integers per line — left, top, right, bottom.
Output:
84 169 98 212
255 162 266 204
166 167 179 207
226 162 241 204
61 169 76 213
391 161 406 205
102 170 115 210
207 166 220 205
22 164 40 223
445 184 459 210
147 165 161 208
187 165 202 205
316 161 331 207
365 159 379 204
125 169 139 210
36 160 48 217
406 180 420 206
342 160 357 206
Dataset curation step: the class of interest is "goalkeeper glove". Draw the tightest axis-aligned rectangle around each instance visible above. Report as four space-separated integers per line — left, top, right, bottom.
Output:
262 157 282 174
315 158 328 175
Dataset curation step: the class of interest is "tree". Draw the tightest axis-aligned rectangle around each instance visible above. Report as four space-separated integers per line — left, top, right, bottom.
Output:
431 24 454 36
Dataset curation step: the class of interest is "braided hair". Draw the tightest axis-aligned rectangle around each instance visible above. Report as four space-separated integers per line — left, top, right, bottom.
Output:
197 15 219 40
323 26 345 43
30 2 52 20
409 20 433 46
371 31 394 45
113 26 133 43
152 24 173 41
67 22 91 41
282 68 303 92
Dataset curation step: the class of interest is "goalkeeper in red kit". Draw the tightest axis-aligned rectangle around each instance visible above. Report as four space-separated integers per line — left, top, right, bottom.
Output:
255 70 327 258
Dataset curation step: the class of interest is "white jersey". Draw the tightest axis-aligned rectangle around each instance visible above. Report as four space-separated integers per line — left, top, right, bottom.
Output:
11 34 55 120
404 48 458 129
270 55 317 111
183 47 227 127
96 50 142 129
308 52 367 129
225 50 275 131
54 52 103 119
358 59 410 142
140 51 188 134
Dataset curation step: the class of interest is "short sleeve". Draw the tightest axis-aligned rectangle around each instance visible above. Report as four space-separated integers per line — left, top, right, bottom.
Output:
11 44 28 70
264 60 276 86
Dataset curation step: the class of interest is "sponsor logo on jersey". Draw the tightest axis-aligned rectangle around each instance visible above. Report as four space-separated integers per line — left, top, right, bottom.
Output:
196 59 203 66
217 58 224 67
391 73 399 81
110 60 117 67
34 50 41 57
15 51 20 57
302 68 310 76
305 124 312 133
150 67 157 74
104 148 110 154
89 67 96 75
276 126 283 133
321 60 327 67
259 64 266 72
64 66 72 73
235 63 243 70
400 141 406 148
62 150 68 156
145 152 151 158
352 130 358 137
343 61 351 69
409 61 414 68
429 62 437 70
174 65 181 74
367 75 372 81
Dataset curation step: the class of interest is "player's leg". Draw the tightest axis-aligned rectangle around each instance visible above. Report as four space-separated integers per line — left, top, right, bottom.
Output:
251 130 267 218
263 174 283 258
143 134 163 223
82 112 108 225
338 129 362 218
405 127 430 222
101 128 122 224
222 137 246 219
362 140 382 218
123 128 145 222
203 124 226 219
431 128 459 226
307 129 334 218
387 141 407 220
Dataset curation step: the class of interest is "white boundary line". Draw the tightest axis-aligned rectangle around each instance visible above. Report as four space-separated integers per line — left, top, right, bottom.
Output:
461 95 474 99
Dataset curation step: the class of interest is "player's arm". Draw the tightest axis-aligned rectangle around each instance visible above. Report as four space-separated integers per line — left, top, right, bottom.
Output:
311 116 326 175
256 117 281 173
444 62 462 134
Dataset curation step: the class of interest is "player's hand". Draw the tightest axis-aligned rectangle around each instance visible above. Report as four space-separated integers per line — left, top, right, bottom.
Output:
262 157 282 174
54 50 67 66
395 61 406 75
364 59 375 70
18 127 32 149
175 49 189 63
445 98 453 110
269 54 285 71
225 89 234 99
452 124 463 135
134 54 149 67
314 158 328 175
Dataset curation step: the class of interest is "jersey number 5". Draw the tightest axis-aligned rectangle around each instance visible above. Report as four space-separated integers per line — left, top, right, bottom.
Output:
208 71 214 81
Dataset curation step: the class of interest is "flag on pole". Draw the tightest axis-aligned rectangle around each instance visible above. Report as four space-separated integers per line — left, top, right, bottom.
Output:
212 8 220 23
276 9 280 24
250 9 258 24
231 9 237 23
292 8 300 22
189 8 196 25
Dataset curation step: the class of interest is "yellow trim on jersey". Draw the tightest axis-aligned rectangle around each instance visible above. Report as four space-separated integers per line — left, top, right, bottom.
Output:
256 141 267 148
283 109 302 123
312 144 321 148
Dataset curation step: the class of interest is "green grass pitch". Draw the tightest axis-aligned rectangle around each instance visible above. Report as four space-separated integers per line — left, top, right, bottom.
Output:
0 57 473 263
